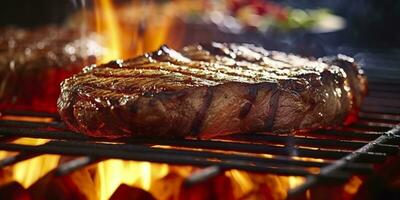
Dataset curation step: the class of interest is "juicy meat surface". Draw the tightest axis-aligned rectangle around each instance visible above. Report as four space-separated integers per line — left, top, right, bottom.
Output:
58 43 367 139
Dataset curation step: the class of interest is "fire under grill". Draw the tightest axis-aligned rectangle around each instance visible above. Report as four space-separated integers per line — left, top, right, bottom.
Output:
0 51 399 198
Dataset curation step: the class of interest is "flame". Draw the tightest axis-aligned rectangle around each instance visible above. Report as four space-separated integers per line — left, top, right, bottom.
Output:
96 160 171 200
0 115 60 188
226 170 306 199
92 0 185 63
227 170 255 197
344 176 363 195
9 138 60 188
288 176 305 189
94 0 122 62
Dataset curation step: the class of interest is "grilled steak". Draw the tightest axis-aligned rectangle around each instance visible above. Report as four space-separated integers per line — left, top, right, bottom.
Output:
58 43 367 139
0 26 104 112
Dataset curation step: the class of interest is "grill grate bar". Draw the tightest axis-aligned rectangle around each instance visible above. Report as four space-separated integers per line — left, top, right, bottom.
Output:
361 106 400 115
0 152 41 168
0 141 321 177
0 138 377 178
64 139 326 167
364 97 400 107
0 120 64 129
184 165 223 187
0 110 59 119
52 154 374 178
55 156 104 176
288 125 400 197
359 112 400 123
0 127 89 140
365 93 400 101
0 127 389 161
184 161 374 187
313 129 385 140
228 133 398 153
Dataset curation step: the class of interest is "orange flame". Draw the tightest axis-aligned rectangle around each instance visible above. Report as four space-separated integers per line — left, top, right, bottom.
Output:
94 0 122 62
92 0 185 63
0 115 60 188
0 138 60 188
96 160 171 200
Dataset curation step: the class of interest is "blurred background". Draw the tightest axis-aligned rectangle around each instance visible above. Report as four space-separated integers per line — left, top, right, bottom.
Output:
1 0 400 56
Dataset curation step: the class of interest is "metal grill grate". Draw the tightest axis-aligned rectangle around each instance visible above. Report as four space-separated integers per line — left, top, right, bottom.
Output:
0 51 399 197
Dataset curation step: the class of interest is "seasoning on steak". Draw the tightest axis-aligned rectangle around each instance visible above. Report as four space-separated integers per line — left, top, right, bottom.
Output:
58 42 367 139
0 26 105 112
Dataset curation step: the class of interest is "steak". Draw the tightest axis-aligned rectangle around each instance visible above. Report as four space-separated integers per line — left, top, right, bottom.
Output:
0 26 105 112
58 43 367 139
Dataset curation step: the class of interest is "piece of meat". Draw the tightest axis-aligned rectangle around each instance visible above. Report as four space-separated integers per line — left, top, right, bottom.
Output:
58 42 367 139
0 26 105 112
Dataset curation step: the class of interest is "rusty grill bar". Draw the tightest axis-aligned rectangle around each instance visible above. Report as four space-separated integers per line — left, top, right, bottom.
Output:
0 51 399 197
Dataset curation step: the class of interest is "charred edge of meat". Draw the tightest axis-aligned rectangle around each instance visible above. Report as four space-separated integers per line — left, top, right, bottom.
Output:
321 54 367 124
264 85 280 131
238 85 258 119
190 87 214 135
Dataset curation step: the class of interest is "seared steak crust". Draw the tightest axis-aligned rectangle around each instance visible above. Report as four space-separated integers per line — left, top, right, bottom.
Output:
58 43 366 138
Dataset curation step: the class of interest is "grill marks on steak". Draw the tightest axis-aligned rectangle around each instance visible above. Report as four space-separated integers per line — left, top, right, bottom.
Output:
58 43 366 139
